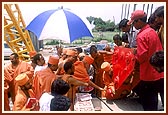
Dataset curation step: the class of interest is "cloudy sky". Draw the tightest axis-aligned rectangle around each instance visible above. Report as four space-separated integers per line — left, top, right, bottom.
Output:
3 2 165 25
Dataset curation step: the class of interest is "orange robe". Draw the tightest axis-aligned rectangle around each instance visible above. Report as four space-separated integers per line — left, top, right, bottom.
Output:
33 67 57 100
73 61 90 82
12 87 36 111
4 61 34 103
4 69 13 111
102 71 113 86
99 51 113 64
92 52 104 97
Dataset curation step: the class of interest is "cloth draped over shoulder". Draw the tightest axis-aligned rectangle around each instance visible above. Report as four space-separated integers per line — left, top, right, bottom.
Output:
112 47 135 89
33 67 57 100
12 88 35 111
73 61 90 83
4 61 34 103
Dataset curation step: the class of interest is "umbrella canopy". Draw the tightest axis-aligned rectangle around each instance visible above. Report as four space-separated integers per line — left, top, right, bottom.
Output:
26 7 94 43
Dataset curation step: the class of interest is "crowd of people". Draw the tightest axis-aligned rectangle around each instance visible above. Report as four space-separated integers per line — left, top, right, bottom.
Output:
4 5 164 111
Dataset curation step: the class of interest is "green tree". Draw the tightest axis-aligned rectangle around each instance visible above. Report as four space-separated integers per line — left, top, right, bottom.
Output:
86 16 117 32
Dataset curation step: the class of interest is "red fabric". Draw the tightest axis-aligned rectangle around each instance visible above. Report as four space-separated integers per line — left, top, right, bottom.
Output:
112 47 135 90
136 24 164 81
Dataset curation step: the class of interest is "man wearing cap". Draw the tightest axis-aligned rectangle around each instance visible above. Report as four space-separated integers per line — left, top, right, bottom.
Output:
4 53 34 105
13 73 38 111
119 18 139 48
128 10 164 111
33 55 59 100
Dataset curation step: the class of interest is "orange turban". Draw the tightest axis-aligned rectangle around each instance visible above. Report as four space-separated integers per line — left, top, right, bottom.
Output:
66 49 76 56
83 55 94 64
29 51 37 58
15 73 29 86
101 62 111 72
48 55 59 65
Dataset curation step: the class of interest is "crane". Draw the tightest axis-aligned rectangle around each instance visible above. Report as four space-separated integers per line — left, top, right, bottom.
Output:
4 4 35 61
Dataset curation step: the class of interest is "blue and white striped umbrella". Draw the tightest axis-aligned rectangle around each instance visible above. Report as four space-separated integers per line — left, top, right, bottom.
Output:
26 7 93 43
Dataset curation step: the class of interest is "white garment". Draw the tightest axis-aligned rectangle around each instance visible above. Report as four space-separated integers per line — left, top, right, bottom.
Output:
126 26 139 48
39 93 54 111
34 65 47 74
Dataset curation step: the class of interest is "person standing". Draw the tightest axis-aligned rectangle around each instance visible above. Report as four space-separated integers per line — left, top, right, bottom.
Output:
33 53 47 74
153 6 164 49
33 55 59 100
90 45 105 98
29 51 37 69
61 60 88 111
128 10 164 111
119 18 139 48
13 73 38 111
4 53 34 104
4 69 13 111
39 78 70 111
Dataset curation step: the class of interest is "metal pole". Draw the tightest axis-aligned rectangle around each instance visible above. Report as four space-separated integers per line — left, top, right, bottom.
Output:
150 4 153 15
146 4 149 15
127 4 130 19
124 4 127 18
121 4 124 20
133 4 137 11
143 4 145 11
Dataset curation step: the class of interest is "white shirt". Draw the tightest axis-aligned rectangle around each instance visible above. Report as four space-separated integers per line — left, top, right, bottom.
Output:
126 27 139 48
34 65 47 74
39 93 54 111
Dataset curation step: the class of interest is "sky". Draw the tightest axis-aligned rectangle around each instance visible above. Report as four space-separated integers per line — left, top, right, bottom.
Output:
4 2 165 25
